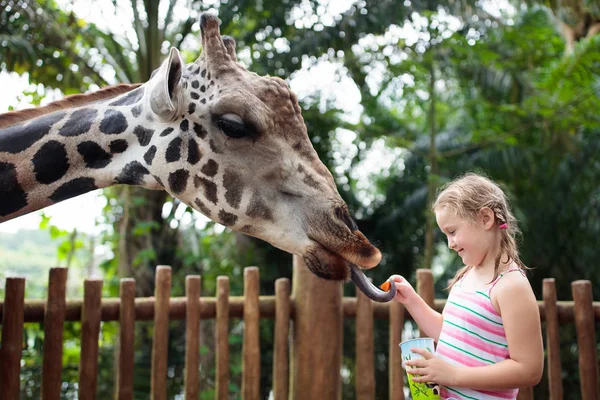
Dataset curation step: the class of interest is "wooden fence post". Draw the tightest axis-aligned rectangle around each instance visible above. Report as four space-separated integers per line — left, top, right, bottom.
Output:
273 278 290 400
290 255 343 400
216 276 230 400
572 280 599 400
185 275 201 400
79 279 103 400
116 278 136 400
543 278 563 400
416 269 435 338
389 300 405 400
356 282 375 400
151 266 171 400
242 267 261 399
0 277 26 399
41 267 68 400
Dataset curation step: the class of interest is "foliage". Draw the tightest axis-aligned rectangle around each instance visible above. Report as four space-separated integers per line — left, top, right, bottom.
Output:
1 0 600 399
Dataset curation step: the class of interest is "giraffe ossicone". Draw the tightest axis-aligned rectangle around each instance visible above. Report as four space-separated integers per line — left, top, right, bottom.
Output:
0 13 394 302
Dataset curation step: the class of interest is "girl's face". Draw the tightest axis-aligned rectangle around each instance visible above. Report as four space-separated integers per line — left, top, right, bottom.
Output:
435 206 496 268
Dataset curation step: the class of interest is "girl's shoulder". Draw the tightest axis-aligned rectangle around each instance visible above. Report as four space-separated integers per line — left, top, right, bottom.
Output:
490 268 535 311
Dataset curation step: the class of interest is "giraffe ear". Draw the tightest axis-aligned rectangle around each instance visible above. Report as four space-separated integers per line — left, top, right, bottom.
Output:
150 47 183 120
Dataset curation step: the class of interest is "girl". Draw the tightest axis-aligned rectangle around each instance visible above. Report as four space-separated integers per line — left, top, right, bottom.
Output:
390 173 543 400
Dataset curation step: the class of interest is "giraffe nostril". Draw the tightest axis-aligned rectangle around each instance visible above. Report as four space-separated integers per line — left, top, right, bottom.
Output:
334 206 358 232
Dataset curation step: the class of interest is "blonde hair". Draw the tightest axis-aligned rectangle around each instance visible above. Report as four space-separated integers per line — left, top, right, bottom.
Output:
432 172 528 288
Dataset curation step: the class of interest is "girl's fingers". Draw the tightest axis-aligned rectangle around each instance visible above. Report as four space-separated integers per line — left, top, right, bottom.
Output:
406 368 425 375
405 359 426 367
411 348 434 359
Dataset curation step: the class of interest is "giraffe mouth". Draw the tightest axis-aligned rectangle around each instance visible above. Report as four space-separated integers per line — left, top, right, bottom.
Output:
303 241 395 303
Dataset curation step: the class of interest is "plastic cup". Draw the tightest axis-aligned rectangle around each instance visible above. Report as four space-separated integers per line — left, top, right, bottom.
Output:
399 337 441 399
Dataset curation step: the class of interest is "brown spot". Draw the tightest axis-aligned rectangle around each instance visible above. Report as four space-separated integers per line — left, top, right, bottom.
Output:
194 175 218 204
240 224 261 237
218 209 238 226
194 198 212 217
209 139 222 154
223 169 244 209
201 159 219 177
246 193 274 221
303 174 321 189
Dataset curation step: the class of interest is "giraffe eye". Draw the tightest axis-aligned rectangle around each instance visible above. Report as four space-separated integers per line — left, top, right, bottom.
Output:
215 113 254 139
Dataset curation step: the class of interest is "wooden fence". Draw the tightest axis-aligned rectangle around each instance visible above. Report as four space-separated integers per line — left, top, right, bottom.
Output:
0 265 599 400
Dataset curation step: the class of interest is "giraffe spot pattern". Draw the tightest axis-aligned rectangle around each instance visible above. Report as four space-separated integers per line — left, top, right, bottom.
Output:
131 104 143 117
77 141 112 169
0 111 66 154
194 198 211 217
192 80 200 89
58 108 98 137
191 92 200 100
49 177 97 203
160 127 174 137
246 193 274 221
218 209 237 226
166 137 183 163
33 140 70 184
168 169 189 194
100 110 128 135
200 85 206 92
209 139 222 154
223 169 244 209
114 161 149 185
201 159 218 176
109 140 128 153
194 175 218 204
187 138 201 165
133 125 154 146
180 119 189 131
201 69 207 78
144 145 157 165
193 123 207 139
0 162 27 216
303 174 321 189
188 103 196 114
109 86 144 106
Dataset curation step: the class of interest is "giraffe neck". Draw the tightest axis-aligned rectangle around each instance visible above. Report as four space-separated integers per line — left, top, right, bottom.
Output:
0 85 176 222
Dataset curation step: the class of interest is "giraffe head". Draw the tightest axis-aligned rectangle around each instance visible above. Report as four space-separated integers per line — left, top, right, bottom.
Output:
0 14 392 300
142 14 385 291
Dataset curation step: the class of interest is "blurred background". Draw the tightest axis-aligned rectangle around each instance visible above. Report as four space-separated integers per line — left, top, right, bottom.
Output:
0 0 599 398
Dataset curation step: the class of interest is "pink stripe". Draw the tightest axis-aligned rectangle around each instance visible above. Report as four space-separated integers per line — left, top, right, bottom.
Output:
476 388 518 399
436 343 485 367
443 325 509 358
453 290 500 317
445 306 506 337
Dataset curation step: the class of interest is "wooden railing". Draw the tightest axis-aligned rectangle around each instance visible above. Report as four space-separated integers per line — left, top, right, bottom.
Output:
0 267 599 399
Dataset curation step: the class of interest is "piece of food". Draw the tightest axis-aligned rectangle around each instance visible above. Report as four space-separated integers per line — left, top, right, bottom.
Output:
379 281 391 291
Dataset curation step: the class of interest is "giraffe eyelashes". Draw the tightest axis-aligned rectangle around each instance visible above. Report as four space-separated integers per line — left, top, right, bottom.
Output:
214 113 256 139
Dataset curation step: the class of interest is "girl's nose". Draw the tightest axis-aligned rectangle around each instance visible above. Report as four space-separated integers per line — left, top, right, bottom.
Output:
448 238 455 250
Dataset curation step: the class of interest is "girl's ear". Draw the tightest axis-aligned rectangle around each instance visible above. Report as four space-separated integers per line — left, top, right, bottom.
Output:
479 207 495 230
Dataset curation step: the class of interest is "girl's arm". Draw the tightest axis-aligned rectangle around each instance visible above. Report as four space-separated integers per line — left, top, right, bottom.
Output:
390 275 444 340
452 273 544 389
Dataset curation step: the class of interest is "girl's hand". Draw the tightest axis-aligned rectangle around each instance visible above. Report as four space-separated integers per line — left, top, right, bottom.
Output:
405 348 457 387
389 275 418 305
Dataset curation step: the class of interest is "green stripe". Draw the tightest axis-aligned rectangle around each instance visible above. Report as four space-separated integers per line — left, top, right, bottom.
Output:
446 386 480 400
448 300 502 326
439 339 495 364
475 290 490 299
445 320 508 348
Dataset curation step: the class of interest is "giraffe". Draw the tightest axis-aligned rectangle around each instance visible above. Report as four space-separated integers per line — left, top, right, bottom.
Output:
0 14 394 301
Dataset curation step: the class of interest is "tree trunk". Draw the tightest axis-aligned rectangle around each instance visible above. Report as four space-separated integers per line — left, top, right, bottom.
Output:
423 59 438 270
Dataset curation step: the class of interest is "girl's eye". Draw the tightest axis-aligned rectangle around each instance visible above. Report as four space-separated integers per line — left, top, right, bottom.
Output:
449 230 455 235
215 113 254 139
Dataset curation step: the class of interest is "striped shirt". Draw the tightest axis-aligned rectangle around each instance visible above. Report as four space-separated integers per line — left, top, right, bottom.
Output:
435 268 522 400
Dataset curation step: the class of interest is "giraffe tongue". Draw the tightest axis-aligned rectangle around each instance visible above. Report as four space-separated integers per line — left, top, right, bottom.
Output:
349 264 396 303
